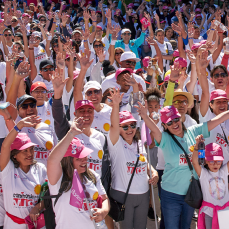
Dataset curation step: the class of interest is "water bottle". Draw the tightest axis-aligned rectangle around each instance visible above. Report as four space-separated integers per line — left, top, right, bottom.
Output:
198 142 205 165
96 220 108 229
40 180 48 201
152 112 160 120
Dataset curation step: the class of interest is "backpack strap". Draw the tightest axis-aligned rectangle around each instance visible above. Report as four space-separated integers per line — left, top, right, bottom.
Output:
101 135 110 184
66 92 74 120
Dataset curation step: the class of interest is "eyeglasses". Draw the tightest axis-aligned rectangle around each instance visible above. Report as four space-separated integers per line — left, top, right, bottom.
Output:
196 18 202 20
125 60 136 66
86 89 101 96
107 98 112 102
4 34 12 37
94 44 103 48
213 73 228 78
40 19 46 22
123 33 131 36
120 123 137 131
42 67 54 72
164 82 179 89
32 90 46 94
166 117 180 126
173 100 188 106
115 52 123 56
20 103 36 109
12 20 17 23
53 44 58 48
209 161 222 165
163 10 168 13
159 4 163 6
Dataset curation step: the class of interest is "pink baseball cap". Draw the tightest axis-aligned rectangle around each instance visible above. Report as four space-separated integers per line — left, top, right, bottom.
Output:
142 56 150 68
200 40 207 45
163 6 169 10
127 3 134 8
97 25 102 30
64 137 93 158
210 89 229 101
73 69 80 80
174 57 187 68
163 74 178 83
115 68 133 79
75 100 95 110
195 14 202 18
160 106 181 124
173 50 179 57
22 13 31 18
0 19 4 24
205 143 224 161
191 43 201 50
119 111 137 124
160 20 166 24
195 8 202 12
10 133 37 151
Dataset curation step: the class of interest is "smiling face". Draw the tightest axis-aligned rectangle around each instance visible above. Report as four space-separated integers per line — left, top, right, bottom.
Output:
40 65 54 81
166 28 173 39
210 99 228 115
18 99 37 118
31 87 47 106
165 118 183 136
119 121 137 143
194 28 200 39
156 31 165 44
14 146 35 167
85 88 102 106
205 160 222 172
147 100 160 114
211 68 229 90
74 105 94 128
73 156 88 174
93 41 103 55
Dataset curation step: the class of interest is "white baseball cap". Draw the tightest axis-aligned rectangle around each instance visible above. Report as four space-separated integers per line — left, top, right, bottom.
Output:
32 31 42 38
121 28 131 34
120 51 140 62
83 81 102 94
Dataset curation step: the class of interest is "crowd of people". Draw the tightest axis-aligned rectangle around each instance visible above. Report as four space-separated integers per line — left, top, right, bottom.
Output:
0 0 229 229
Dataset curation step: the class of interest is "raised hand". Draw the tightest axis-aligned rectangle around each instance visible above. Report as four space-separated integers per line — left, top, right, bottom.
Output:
70 117 84 135
190 12 195 21
107 88 124 105
56 53 65 69
105 9 111 19
171 23 182 36
170 62 182 82
14 10 22 19
83 10 90 21
186 50 196 64
123 73 138 87
29 35 36 48
197 44 210 69
82 29 90 41
4 13 12 26
15 61 31 79
78 50 94 70
91 10 97 22
97 50 106 63
17 115 41 130
175 11 182 20
187 22 194 38
146 36 157 46
134 100 148 118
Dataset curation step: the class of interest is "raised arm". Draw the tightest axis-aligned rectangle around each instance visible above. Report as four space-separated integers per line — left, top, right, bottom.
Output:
20 25 29 58
192 135 203 177
28 35 37 81
89 11 97 44
212 26 224 63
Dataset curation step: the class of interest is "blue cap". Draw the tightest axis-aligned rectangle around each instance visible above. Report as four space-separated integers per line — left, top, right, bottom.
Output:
171 16 178 22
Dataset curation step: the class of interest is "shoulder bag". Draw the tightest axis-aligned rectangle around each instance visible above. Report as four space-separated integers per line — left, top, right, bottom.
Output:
108 145 140 222
170 134 203 209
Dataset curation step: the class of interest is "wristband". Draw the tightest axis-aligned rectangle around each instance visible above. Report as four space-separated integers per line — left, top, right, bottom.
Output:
84 40 88 42
53 22 56 24
29 48 34 50
188 37 193 39
14 125 21 133
0 34 2 36
48 35 52 41
92 21 97 22
111 40 116 45
4 24 7 27
218 31 223 33
211 28 215 31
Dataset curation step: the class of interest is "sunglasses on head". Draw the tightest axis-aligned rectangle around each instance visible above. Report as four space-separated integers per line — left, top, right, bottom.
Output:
120 123 137 131
164 82 179 89
125 60 136 66
166 117 180 126
213 73 228 78
115 52 123 56
94 44 103 48
20 103 36 110
42 67 54 72
86 89 101 96
4 34 12 37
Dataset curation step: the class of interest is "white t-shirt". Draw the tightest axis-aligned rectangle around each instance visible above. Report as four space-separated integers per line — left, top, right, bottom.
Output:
37 99 54 129
0 173 5 226
34 40 48 72
124 44 131 52
199 20 208 37
91 104 111 136
33 74 54 99
1 161 46 228
211 52 229 72
49 170 106 229
199 165 229 217
107 135 149 194
75 129 105 177
199 108 229 165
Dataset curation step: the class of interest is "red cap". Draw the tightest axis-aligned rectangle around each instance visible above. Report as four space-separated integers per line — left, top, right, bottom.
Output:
160 106 181 124
115 68 133 79
205 143 224 161
210 89 229 101
30 81 47 93
75 100 95 110
10 133 37 151
174 57 187 68
96 25 102 30
64 137 93 158
119 111 137 124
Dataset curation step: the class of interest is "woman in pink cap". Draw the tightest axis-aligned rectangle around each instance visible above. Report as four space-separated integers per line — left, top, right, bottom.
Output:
0 115 47 228
47 117 109 229
192 136 229 229
135 103 229 229
107 89 158 229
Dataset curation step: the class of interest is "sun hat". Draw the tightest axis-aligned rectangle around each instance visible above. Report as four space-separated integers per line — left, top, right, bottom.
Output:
119 111 137 124
173 89 194 108
83 81 102 94
10 133 37 151
160 105 181 124
120 51 140 62
115 68 133 79
64 137 93 158
210 89 229 101
75 100 95 110
205 143 224 161
174 57 187 68
30 82 47 93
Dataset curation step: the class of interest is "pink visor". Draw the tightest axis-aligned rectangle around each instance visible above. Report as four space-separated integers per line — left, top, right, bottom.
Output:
75 100 95 110
64 137 93 158
160 106 181 124
210 89 229 101
97 25 102 30
119 111 137 124
205 143 224 161
10 133 37 151
115 68 133 79
163 6 169 10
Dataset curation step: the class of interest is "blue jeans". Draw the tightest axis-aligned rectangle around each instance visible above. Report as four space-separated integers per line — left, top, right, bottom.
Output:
157 170 165 229
161 188 194 229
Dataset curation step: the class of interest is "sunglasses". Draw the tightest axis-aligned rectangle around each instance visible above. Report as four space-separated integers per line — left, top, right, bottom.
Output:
120 123 137 131
12 20 17 23
53 44 58 48
42 67 54 72
173 100 188 106
164 82 179 89
125 60 136 66
115 52 123 56
4 34 12 37
137 71 143 74
123 33 131 36
20 103 36 109
196 18 202 20
66 57 77 61
213 73 228 78
40 19 46 22
94 44 103 48
86 89 101 96
166 117 180 126
32 90 46 94
163 10 168 12
159 4 163 6
209 161 222 165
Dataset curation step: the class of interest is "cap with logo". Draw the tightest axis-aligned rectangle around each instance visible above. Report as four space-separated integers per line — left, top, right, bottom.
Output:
210 89 229 101
205 143 224 161
30 82 47 93
160 105 181 124
115 68 133 79
119 111 137 124
39 60 54 71
75 100 95 110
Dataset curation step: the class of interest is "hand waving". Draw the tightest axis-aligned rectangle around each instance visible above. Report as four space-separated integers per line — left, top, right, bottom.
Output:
15 61 31 79
107 88 123 106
